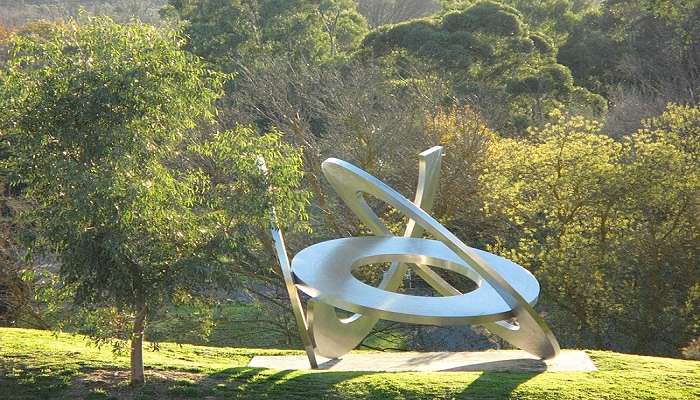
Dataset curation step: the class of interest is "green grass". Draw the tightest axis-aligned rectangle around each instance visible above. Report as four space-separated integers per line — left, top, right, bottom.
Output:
1 328 698 399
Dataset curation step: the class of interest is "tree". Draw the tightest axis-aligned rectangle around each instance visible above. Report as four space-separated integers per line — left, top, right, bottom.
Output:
479 106 700 355
557 1 700 133
163 0 368 72
423 106 497 246
358 0 441 27
0 16 308 384
442 0 599 46
361 1 606 133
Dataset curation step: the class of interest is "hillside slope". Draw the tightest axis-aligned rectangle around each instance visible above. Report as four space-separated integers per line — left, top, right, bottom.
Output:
0 328 698 399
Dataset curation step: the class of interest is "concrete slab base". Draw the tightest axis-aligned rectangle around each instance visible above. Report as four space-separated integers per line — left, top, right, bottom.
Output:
248 350 596 373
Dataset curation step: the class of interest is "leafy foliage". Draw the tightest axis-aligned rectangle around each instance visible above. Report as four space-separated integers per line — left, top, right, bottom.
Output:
558 0 700 103
0 16 308 383
1 16 224 310
163 0 368 71
362 1 606 132
479 105 700 355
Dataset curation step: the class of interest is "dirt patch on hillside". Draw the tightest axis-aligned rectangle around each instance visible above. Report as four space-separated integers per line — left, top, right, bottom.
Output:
65 369 219 399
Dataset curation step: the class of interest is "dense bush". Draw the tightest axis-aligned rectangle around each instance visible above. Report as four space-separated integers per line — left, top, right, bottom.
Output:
477 105 699 355
361 1 606 132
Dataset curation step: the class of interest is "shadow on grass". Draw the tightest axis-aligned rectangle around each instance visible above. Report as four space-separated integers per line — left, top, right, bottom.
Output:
200 365 541 400
0 363 540 399
456 370 541 399
0 365 76 400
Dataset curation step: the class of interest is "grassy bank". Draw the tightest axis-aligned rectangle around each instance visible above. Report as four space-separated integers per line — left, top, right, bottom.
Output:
0 328 698 399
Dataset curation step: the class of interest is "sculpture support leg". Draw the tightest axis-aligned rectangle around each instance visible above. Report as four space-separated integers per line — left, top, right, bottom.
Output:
262 154 318 368
271 228 318 368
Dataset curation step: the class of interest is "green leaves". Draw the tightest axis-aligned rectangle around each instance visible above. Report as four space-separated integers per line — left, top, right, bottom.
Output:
479 105 700 355
442 1 525 36
188 126 309 234
361 1 605 132
166 0 368 72
0 16 308 328
3 17 225 172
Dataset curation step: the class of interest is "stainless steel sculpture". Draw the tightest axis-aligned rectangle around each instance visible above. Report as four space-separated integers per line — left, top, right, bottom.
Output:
271 147 560 368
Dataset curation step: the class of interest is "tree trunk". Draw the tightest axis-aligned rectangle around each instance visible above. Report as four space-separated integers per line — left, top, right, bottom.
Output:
130 302 147 386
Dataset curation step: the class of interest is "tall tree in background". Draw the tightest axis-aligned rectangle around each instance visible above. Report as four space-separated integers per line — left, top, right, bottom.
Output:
358 0 440 27
557 0 700 133
441 0 599 45
480 106 700 355
563 0 700 100
0 16 308 384
361 1 606 133
163 0 368 72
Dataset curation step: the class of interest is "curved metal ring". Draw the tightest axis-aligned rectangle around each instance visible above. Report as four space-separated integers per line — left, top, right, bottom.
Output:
317 158 561 359
293 236 540 324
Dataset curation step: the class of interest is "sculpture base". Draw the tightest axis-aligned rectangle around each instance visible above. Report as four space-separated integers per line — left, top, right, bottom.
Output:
248 350 596 372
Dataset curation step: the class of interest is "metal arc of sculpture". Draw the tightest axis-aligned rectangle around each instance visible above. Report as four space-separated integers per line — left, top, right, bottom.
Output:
271 147 560 368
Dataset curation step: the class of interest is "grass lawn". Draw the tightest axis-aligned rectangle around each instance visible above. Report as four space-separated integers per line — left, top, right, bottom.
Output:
0 327 698 399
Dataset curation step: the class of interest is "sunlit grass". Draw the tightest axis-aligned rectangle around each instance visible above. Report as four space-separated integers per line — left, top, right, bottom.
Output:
1 327 698 399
